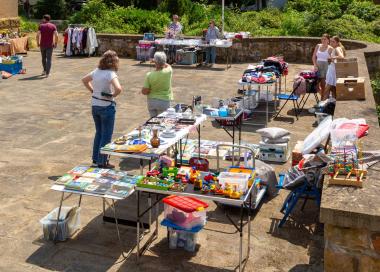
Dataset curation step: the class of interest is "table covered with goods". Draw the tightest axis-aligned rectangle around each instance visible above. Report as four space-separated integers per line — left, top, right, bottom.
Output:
136 32 235 69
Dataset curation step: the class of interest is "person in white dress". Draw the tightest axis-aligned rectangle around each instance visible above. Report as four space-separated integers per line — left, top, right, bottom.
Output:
324 36 345 100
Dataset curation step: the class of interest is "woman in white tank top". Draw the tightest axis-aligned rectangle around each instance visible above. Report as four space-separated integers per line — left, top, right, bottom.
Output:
324 36 345 100
312 34 333 96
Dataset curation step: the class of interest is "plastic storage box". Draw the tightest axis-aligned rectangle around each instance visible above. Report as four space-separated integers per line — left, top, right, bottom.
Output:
176 49 196 65
0 61 22 75
136 46 155 61
163 196 208 230
168 227 198 252
217 172 250 192
40 206 81 241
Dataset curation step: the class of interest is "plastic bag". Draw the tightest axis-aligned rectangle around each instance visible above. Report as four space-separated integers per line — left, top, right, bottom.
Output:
302 115 332 154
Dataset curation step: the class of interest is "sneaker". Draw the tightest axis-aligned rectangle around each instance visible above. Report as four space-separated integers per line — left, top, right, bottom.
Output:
45 74 50 78
91 161 98 167
209 63 214 68
98 163 115 169
41 70 46 75
308 108 316 114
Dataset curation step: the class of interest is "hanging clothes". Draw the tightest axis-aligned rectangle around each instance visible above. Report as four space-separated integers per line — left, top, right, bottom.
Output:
64 27 98 57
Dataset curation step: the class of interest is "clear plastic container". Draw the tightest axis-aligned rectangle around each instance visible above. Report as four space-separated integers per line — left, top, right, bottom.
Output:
217 172 250 192
40 206 81 241
168 228 198 252
164 204 206 230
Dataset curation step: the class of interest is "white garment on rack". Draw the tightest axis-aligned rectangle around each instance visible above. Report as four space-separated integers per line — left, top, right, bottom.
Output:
65 28 72 56
87 28 98 55
326 48 337 86
77 29 83 49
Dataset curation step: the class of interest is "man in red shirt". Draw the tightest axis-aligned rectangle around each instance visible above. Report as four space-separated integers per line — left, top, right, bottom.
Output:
36 15 58 78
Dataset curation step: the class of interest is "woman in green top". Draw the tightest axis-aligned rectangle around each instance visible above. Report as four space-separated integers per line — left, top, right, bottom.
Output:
142 52 173 117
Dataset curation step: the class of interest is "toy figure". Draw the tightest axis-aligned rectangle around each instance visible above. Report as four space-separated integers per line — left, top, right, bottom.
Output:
194 179 202 191
147 169 160 177
230 185 242 199
189 168 199 184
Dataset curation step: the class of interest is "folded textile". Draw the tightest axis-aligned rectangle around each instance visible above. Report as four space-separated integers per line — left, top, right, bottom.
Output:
262 136 291 144
257 127 290 140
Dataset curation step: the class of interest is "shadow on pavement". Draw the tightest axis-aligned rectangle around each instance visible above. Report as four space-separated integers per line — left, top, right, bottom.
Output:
18 75 46 81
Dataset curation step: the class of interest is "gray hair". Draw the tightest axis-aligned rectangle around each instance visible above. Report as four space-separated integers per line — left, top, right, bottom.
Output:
154 52 167 67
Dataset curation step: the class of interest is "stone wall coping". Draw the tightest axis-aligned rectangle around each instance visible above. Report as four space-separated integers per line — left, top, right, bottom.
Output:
96 33 368 50
320 42 380 231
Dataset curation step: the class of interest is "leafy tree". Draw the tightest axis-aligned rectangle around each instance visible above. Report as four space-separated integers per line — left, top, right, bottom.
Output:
34 0 68 20
158 0 193 16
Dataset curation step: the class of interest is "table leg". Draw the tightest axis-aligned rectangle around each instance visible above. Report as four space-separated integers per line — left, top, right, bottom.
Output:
198 124 201 159
239 118 242 145
78 195 82 207
148 194 152 232
110 199 129 259
136 190 141 262
140 159 144 175
53 192 65 242
102 198 106 222
232 120 236 146
239 204 244 272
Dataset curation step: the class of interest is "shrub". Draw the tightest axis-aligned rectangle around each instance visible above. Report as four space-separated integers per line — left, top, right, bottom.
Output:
158 0 193 17
34 0 68 20
347 1 380 22
19 17 39 33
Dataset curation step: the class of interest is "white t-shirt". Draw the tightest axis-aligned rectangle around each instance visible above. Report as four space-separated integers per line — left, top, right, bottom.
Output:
90 68 118 107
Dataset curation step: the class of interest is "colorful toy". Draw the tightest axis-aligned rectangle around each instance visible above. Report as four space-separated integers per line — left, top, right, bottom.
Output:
327 142 366 187
193 179 202 191
162 167 179 178
147 169 160 177
189 168 200 184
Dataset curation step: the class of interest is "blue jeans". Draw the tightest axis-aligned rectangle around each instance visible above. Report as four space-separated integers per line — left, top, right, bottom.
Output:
40 47 53 74
92 105 115 165
205 47 216 64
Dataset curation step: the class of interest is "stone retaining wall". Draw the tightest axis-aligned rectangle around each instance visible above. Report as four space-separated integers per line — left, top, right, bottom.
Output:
0 18 20 32
96 34 367 64
324 224 380 272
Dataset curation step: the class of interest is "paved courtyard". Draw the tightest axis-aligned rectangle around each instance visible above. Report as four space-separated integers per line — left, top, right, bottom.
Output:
0 51 323 272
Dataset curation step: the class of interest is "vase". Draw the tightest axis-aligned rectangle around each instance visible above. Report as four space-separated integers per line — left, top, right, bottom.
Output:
150 129 160 148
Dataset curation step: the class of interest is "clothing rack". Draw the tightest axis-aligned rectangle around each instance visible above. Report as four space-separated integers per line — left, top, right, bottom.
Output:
64 25 98 57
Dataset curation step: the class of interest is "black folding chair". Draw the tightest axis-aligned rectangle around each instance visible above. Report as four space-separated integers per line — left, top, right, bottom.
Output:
298 78 320 112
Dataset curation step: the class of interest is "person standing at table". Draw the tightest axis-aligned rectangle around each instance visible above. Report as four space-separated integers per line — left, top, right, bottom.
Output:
142 52 173 117
324 36 345 100
204 20 221 68
36 15 58 78
82 50 123 169
165 14 183 64
312 33 333 96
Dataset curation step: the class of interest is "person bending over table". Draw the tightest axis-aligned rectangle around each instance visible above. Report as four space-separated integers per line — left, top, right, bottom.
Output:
204 20 221 67
82 50 123 169
142 52 173 117
165 14 183 64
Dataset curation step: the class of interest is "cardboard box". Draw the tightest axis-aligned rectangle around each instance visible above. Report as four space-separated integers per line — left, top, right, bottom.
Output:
335 58 359 78
336 77 365 101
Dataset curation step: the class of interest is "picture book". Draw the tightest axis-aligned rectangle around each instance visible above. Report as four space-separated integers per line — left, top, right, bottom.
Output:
105 187 132 198
56 174 75 185
68 165 90 176
121 175 140 185
112 181 134 191
82 168 110 178
84 183 110 195
96 176 117 186
102 169 128 180
64 179 92 191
